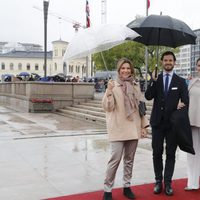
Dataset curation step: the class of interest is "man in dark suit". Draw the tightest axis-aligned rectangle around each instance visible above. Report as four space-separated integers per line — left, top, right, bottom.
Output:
145 51 189 196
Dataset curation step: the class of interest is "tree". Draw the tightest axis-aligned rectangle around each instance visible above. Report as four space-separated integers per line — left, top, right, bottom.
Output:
92 41 145 73
92 41 179 78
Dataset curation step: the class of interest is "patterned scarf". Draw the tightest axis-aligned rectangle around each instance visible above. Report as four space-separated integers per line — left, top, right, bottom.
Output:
116 75 139 121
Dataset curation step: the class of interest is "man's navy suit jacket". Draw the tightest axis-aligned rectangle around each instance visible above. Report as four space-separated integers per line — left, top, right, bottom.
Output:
145 72 189 127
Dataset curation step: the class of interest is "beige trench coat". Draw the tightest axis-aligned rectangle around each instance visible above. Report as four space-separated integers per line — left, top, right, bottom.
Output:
102 81 149 142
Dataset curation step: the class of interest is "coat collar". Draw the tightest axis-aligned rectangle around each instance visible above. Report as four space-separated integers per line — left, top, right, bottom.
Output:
188 78 200 91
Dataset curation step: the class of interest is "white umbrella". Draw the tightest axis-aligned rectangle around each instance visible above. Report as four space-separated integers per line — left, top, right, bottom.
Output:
63 24 140 61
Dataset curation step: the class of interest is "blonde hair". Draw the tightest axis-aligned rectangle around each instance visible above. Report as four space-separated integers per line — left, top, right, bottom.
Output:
117 58 135 76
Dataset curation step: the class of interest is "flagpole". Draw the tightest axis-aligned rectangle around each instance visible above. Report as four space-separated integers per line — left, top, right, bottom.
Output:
144 0 149 90
85 0 91 78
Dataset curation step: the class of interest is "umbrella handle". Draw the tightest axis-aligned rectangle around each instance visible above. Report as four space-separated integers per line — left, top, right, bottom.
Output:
155 65 158 78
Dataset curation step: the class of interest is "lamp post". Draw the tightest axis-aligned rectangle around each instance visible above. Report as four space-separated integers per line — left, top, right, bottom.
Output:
43 0 49 78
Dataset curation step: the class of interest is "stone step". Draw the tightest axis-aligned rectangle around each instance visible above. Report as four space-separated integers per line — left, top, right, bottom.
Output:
74 104 104 112
80 102 102 108
57 109 106 125
56 98 153 130
63 107 106 118
87 100 102 104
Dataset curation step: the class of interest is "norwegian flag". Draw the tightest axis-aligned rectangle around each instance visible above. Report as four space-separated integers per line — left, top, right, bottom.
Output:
86 0 90 28
147 0 150 9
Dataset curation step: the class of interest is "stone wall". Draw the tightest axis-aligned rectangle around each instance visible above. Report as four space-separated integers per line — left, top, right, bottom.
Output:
0 82 95 112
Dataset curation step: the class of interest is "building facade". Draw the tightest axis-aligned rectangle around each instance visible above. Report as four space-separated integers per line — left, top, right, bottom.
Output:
0 40 88 80
175 45 191 78
191 29 200 76
175 29 200 78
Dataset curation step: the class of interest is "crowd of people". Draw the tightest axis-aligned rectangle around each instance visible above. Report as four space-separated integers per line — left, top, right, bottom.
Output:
102 52 200 200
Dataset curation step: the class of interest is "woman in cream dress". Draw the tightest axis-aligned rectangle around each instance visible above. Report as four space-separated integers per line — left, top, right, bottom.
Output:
185 58 200 190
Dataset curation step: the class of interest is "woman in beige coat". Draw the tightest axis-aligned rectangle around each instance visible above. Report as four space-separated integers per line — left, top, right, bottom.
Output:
185 58 200 190
102 58 149 200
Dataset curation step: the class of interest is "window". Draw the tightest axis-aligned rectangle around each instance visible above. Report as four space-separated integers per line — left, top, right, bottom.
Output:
18 63 22 70
82 65 86 73
26 63 30 70
62 49 66 56
10 63 14 70
35 64 39 70
63 62 67 73
69 65 73 73
54 49 58 56
76 65 80 73
54 63 57 71
1 62 5 70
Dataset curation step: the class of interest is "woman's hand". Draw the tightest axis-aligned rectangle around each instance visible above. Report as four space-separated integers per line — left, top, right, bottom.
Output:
141 128 148 138
107 79 115 91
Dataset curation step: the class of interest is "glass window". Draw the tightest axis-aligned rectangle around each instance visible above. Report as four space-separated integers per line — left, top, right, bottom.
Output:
26 63 30 70
10 63 14 70
1 62 5 70
35 64 39 70
54 49 58 56
62 49 66 56
18 63 22 70
54 63 57 71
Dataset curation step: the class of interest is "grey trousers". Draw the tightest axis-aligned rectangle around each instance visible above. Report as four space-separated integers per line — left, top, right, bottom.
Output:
104 140 138 192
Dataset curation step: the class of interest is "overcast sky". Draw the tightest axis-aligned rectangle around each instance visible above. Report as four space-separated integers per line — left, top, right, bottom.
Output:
0 0 200 50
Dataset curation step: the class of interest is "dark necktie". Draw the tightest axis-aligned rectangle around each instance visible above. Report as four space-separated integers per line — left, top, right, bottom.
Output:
164 74 169 97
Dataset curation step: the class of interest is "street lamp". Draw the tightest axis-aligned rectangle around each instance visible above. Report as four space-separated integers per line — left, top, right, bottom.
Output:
43 0 49 78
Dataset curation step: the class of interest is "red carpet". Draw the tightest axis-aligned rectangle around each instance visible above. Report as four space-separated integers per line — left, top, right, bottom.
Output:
46 178 200 200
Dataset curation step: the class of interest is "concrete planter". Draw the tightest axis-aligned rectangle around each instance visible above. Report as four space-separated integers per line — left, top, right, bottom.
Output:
29 98 54 112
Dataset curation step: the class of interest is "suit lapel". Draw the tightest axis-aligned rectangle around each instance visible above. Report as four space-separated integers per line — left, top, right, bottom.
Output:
158 73 164 93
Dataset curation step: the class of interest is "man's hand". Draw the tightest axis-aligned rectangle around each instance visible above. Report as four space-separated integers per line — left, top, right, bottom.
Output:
141 128 148 138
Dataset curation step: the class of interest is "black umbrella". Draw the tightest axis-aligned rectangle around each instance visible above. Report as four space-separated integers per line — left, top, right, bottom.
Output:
127 14 197 48
127 14 197 77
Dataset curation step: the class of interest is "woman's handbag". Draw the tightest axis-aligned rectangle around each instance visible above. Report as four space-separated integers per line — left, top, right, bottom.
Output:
138 101 147 117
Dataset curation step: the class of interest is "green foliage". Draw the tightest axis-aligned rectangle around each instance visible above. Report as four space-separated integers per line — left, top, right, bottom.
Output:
92 41 179 77
147 46 179 74
92 41 145 71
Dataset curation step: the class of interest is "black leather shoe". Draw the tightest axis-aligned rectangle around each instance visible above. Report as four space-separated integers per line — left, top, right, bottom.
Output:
165 184 174 196
103 192 112 200
154 182 162 194
123 187 135 199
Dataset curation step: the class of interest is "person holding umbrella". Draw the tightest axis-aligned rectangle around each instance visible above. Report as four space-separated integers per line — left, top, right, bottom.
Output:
145 51 189 196
185 58 200 191
102 58 149 200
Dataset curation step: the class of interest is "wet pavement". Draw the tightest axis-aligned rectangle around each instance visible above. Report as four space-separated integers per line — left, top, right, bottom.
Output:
0 104 188 200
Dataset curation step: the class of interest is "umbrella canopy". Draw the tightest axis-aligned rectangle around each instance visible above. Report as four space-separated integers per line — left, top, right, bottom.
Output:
63 24 140 61
19 72 30 76
127 14 196 48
